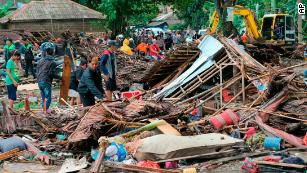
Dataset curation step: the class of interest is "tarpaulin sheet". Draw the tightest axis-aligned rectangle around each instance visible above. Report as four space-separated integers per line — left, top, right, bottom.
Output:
253 88 305 147
154 35 223 98
135 133 243 161
256 115 305 147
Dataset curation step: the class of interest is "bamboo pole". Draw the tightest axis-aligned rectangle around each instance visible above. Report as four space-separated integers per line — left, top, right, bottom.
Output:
184 75 242 114
219 64 223 108
187 83 252 126
177 75 241 105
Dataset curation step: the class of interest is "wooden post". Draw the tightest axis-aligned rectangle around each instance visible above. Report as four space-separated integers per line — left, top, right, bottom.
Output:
219 64 223 108
59 55 72 105
241 60 246 104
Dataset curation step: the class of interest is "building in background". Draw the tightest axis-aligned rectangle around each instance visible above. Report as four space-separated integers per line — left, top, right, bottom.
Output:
0 0 105 32
147 6 182 30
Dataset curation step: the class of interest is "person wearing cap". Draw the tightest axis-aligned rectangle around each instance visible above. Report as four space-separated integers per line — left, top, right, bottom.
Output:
5 50 21 109
69 58 87 105
24 39 36 78
0 38 15 67
36 42 61 113
78 57 104 106
100 40 117 101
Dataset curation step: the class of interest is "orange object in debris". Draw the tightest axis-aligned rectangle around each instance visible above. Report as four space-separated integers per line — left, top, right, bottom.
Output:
137 160 160 169
209 109 240 130
241 33 248 43
24 98 30 111
304 133 307 146
121 90 142 100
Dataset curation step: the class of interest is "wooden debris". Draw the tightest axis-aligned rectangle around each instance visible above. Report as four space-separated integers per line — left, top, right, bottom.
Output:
149 119 181 136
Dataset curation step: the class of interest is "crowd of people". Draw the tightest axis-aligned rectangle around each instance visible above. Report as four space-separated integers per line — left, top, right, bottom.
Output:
95 29 203 60
0 28 206 113
0 36 119 113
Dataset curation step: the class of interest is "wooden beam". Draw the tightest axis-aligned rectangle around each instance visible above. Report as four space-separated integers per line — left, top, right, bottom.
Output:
149 119 181 136
59 55 72 105
156 149 237 163
0 148 20 160
255 161 307 169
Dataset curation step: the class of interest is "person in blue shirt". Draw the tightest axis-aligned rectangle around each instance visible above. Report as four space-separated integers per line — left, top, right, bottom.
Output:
100 40 117 101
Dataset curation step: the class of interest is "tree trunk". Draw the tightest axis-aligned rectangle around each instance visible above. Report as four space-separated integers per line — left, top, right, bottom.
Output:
271 0 277 13
297 0 303 43
217 0 238 37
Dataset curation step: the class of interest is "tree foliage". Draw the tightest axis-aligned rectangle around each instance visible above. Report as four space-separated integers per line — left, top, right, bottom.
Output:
74 0 160 34
0 0 13 18
72 0 306 39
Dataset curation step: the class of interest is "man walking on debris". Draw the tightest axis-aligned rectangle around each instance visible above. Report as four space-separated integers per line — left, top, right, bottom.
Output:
78 57 104 106
100 40 117 101
5 50 21 109
24 39 36 78
36 43 61 113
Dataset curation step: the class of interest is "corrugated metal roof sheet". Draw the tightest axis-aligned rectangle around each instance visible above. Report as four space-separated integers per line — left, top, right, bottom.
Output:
154 36 223 99
0 0 105 23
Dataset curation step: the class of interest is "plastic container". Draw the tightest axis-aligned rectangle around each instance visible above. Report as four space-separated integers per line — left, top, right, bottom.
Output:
209 109 240 130
121 90 142 100
264 137 282 150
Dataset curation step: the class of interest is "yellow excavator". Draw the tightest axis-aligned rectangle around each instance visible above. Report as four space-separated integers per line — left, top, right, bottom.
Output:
209 5 296 46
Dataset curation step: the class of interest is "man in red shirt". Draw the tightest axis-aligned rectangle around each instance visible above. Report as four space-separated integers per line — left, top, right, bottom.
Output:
149 39 162 61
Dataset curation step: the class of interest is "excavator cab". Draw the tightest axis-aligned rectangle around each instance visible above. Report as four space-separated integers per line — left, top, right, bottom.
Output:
260 14 296 45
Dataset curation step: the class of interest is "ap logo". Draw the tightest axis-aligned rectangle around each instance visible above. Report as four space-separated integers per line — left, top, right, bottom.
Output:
298 3 305 14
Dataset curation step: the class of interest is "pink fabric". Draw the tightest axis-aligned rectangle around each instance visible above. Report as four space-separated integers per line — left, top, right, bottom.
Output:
259 94 288 122
245 127 256 140
255 115 305 147
165 161 177 169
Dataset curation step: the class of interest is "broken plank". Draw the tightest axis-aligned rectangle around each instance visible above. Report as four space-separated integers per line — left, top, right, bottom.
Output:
104 162 181 173
0 148 20 160
59 55 72 105
255 161 307 169
149 119 181 136
156 149 237 163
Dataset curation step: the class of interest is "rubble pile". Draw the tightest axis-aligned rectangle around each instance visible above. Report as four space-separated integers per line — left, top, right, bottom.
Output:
0 33 306 173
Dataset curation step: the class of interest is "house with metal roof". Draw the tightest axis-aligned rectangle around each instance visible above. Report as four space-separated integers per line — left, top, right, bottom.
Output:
0 0 105 32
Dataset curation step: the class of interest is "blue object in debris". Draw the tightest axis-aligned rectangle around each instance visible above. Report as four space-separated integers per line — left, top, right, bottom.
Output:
264 137 282 150
304 70 307 85
91 148 99 161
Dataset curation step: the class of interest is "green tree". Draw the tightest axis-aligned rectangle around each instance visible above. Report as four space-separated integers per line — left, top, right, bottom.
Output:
96 0 159 34
0 0 13 18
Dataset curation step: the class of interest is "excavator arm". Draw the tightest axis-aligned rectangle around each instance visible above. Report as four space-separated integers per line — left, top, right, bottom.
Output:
209 5 261 39
209 10 220 33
